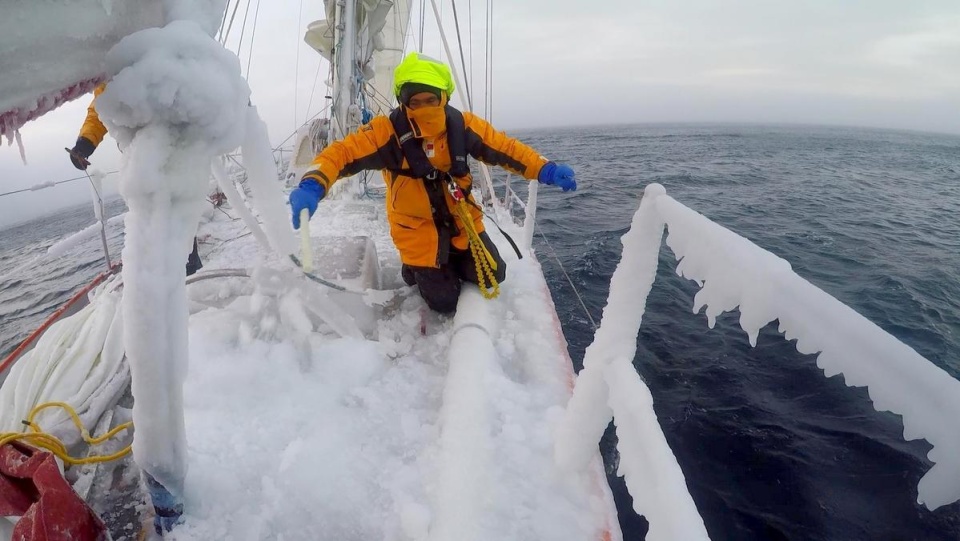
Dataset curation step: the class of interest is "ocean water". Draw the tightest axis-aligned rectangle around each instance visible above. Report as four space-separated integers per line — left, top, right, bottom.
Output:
0 197 127 361
1 124 959 539
515 124 960 540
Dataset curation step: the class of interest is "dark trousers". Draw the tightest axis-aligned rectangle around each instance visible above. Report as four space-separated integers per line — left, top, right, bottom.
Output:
185 237 203 277
402 231 507 314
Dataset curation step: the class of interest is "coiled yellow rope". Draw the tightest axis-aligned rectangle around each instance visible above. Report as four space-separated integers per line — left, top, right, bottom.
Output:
0 401 132 465
452 198 500 299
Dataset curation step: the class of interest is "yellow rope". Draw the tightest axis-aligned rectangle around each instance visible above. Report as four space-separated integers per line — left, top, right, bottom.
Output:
0 401 133 466
453 198 500 299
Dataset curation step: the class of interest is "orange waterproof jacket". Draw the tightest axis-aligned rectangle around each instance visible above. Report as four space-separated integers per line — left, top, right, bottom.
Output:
78 83 108 146
304 110 549 268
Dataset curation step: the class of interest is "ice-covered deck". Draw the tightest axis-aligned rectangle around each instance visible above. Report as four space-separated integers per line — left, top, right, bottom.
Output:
171 199 620 540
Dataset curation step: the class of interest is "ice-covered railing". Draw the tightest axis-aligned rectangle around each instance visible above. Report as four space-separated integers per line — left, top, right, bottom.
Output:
553 184 709 541
555 183 960 539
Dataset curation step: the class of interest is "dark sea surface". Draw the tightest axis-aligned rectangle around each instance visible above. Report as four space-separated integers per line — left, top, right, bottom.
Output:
0 197 126 362
2 124 959 540
513 124 960 540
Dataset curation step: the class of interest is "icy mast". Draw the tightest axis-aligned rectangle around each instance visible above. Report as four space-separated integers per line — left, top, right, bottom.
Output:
94 9 248 509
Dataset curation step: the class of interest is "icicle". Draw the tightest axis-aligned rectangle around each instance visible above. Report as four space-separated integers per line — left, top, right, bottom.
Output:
653 188 960 510
239 105 298 258
15 129 26 165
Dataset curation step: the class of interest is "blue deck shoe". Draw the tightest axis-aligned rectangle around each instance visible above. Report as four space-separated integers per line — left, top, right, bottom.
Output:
144 473 184 534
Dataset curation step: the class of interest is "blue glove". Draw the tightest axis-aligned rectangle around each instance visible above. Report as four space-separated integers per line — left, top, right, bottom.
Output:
538 162 577 192
290 178 325 229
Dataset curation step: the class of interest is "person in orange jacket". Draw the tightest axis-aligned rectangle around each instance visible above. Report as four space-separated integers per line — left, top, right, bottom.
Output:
289 53 576 313
68 83 204 277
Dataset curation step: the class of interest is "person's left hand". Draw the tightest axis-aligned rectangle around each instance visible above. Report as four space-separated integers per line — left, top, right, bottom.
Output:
538 162 577 192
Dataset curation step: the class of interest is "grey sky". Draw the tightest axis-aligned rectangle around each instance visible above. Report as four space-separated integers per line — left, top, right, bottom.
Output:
1 0 959 228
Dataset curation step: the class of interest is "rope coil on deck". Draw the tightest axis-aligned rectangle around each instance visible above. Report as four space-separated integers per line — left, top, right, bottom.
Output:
0 401 132 466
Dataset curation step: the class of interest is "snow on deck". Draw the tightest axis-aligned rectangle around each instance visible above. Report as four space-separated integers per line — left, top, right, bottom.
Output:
169 197 618 540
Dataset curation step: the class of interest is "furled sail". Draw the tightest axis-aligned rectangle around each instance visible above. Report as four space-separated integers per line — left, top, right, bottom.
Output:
363 0 412 115
303 0 412 115
292 0 411 179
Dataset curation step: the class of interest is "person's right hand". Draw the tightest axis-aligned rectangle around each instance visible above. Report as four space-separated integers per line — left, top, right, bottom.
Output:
290 178 325 229
68 137 96 170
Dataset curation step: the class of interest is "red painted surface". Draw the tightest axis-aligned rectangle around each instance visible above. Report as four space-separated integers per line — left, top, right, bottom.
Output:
0 442 106 540
0 76 105 141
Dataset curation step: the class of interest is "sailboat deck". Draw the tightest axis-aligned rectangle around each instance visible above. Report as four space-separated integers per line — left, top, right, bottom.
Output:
169 198 617 540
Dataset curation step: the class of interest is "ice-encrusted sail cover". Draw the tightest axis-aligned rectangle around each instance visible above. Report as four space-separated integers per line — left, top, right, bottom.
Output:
0 0 163 141
366 0 412 115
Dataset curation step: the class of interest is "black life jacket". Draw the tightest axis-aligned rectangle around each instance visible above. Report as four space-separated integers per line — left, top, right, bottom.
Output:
388 105 470 266
388 105 470 179
386 105 522 266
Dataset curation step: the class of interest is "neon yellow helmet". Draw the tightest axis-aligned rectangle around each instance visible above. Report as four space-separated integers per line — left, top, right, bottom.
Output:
393 53 455 100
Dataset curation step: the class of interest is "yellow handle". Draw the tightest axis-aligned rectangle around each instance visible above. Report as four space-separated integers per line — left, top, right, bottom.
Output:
299 209 312 272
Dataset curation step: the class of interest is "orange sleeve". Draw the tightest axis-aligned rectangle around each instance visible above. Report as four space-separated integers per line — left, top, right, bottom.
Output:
78 83 108 146
303 116 395 191
463 112 549 180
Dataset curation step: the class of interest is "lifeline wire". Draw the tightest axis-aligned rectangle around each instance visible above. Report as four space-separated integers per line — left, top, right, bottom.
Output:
534 223 599 331
0 171 118 198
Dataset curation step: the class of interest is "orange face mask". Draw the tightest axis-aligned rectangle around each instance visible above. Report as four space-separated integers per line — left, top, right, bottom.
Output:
406 106 446 138
405 93 448 138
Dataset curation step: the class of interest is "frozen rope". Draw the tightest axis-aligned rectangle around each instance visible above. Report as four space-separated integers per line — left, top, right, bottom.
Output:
535 223 599 331
184 268 250 285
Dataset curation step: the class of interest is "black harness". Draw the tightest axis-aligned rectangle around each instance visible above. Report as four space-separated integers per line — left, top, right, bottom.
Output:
390 105 470 179
389 106 469 266
387 105 522 266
